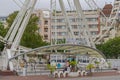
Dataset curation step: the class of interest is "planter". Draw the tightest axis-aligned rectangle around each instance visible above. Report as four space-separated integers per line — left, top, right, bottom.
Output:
68 72 79 77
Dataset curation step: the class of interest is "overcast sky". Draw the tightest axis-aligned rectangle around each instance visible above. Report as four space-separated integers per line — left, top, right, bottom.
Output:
0 0 114 16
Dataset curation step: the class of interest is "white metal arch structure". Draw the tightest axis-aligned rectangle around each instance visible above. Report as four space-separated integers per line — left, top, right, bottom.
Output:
2 0 37 71
9 44 106 60
85 0 108 38
73 0 95 48
94 0 120 43
51 0 95 48
59 0 75 43
9 44 107 72
51 0 58 45
1 0 109 71
0 36 5 43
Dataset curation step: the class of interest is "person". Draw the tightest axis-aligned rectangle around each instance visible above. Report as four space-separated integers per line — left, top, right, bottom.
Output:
67 66 71 72
66 60 70 67
48 60 50 65
20 60 25 68
63 67 67 72
57 63 61 68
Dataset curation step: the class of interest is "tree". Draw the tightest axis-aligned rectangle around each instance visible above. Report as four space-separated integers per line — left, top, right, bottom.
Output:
70 61 77 72
5 11 49 48
86 63 95 76
0 22 8 37
47 64 56 76
6 11 18 28
96 37 120 58
0 22 7 51
20 15 49 48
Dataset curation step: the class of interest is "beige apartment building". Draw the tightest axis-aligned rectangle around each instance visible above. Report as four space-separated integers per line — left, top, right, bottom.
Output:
51 10 100 43
34 9 100 43
34 2 119 44
112 0 120 37
100 0 120 42
34 9 51 42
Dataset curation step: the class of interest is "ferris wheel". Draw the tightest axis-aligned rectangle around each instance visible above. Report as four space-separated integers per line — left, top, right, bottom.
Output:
0 0 119 71
79 0 120 43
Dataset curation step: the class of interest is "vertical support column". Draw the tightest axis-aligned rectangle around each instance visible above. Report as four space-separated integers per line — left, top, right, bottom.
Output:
73 0 95 48
51 0 58 45
5 0 30 42
59 0 75 44
11 0 37 50
6 49 14 71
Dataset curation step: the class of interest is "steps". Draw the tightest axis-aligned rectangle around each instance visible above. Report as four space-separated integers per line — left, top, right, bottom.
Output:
0 70 18 76
17 64 51 76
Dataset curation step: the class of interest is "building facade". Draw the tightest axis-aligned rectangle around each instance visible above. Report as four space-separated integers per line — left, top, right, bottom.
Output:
33 9 51 42
51 10 100 44
34 2 119 44
99 4 113 43
0 16 7 23
0 16 7 28
99 1 120 43
113 0 120 37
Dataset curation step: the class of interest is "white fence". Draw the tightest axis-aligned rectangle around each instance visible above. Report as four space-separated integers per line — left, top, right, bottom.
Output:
107 59 120 70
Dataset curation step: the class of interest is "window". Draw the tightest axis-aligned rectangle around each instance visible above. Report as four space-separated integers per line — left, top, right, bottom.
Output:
57 26 66 29
72 25 77 29
44 20 48 25
57 19 64 22
44 28 48 32
69 18 76 22
89 24 97 28
44 35 48 39
61 32 66 36
91 31 98 35
87 18 97 22
74 32 79 36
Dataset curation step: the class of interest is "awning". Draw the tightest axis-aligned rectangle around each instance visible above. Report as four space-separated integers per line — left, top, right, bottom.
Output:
26 44 106 59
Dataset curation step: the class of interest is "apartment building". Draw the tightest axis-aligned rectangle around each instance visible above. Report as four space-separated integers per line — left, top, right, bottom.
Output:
111 0 120 18
0 16 7 23
100 1 120 42
51 10 100 44
102 4 112 17
34 2 119 44
113 0 120 37
0 16 7 28
99 4 113 42
34 9 51 42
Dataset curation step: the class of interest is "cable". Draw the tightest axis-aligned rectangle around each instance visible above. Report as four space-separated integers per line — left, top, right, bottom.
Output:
13 0 22 8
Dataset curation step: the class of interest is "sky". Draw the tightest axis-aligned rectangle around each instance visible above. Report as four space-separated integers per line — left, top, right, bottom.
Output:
0 0 114 16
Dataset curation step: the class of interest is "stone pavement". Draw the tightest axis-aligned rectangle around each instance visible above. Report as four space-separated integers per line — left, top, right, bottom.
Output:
0 71 120 80
0 75 55 80
56 75 120 80
56 71 120 80
1 75 120 80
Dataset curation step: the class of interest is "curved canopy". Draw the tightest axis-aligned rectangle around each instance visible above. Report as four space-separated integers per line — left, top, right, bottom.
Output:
26 44 106 59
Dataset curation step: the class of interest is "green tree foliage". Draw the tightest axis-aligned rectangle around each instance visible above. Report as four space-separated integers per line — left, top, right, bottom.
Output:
0 22 7 51
0 43 4 51
0 22 7 37
6 11 18 27
96 37 120 58
86 63 95 75
6 11 49 48
20 15 49 48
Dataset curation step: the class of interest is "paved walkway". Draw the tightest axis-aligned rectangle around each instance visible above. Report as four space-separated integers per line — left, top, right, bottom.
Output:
0 75 54 80
0 71 120 80
56 75 120 80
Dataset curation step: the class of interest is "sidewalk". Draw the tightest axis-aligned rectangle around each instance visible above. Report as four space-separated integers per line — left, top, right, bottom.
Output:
0 71 120 80
0 75 54 80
